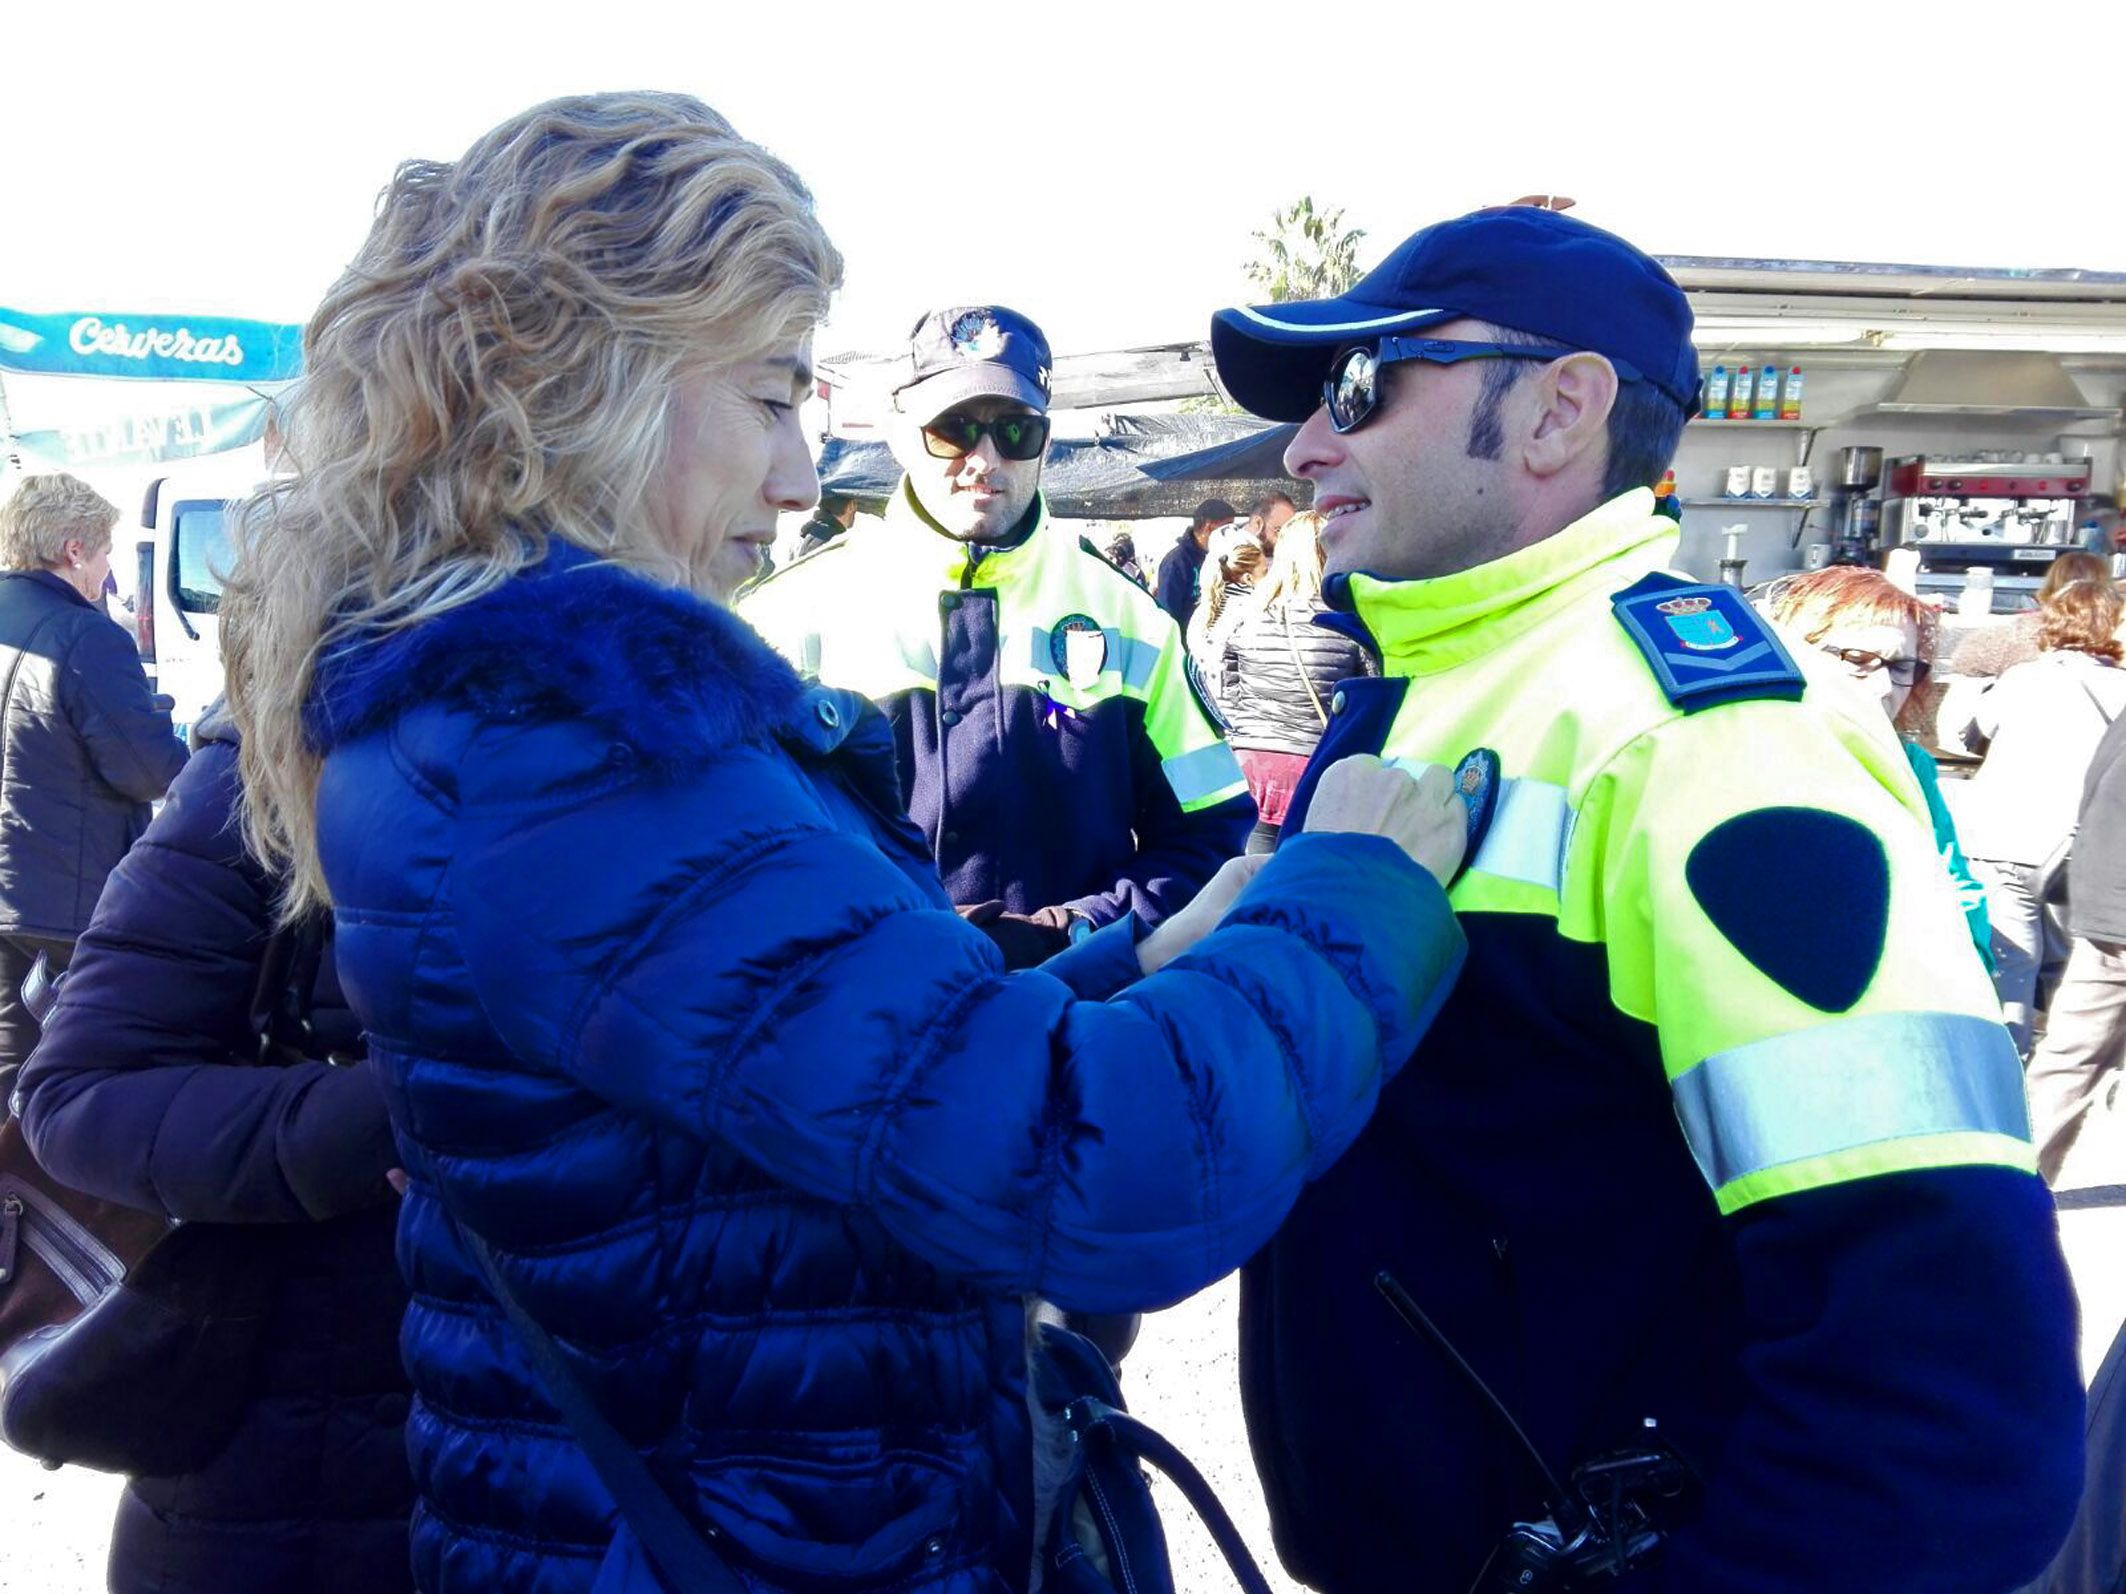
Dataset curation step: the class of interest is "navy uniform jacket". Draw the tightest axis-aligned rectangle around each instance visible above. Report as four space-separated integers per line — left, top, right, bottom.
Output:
743 485 1253 928
1246 494 2083 1594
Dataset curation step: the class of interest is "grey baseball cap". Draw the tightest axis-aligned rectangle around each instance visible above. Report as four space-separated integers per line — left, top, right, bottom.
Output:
893 305 1053 422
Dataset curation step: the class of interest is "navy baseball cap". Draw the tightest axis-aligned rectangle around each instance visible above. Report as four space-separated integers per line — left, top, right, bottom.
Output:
1211 207 1700 423
894 305 1053 422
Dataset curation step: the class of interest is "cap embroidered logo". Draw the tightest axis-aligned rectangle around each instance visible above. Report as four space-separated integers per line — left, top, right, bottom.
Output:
950 311 1004 359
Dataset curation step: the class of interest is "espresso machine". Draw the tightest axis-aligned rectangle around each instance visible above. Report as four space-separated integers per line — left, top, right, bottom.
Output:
1880 455 2094 612
1827 446 1883 565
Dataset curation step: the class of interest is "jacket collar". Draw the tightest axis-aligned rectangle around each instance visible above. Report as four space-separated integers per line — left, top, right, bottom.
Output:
1325 489 1674 674
4 568 96 609
306 538 816 772
876 480 1055 588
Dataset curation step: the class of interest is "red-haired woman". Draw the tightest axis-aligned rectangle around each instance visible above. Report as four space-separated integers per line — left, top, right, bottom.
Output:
1764 566 1991 968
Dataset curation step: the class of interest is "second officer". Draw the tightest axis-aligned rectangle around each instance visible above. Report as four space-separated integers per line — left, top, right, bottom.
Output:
743 305 1253 964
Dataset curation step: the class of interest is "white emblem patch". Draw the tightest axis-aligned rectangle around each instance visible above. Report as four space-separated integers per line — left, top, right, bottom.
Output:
950 311 1004 359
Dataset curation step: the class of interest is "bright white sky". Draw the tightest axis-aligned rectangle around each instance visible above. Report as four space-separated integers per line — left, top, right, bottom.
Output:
5 0 2125 364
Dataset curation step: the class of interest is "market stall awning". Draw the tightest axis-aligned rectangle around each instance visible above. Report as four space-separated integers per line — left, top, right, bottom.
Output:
818 413 1304 521
1 303 306 473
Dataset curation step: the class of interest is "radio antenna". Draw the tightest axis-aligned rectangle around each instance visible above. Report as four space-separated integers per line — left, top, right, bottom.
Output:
1373 1270 1586 1537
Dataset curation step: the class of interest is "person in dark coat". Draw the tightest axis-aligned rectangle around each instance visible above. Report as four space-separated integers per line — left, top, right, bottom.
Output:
1153 497 1234 625
794 490 857 559
16 701 412 1594
0 472 186 1107
218 92 1473 1594
1216 511 1375 851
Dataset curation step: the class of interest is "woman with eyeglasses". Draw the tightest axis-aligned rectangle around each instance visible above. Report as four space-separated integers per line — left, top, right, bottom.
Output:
218 93 1472 1594
1946 571 2126 1053
1763 567 1992 970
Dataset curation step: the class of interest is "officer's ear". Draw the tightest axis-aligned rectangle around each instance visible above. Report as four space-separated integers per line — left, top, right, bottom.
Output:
1519 352 1618 482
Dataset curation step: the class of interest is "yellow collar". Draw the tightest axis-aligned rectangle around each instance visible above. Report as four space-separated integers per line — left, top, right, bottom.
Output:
1341 489 1677 674
876 479 1053 588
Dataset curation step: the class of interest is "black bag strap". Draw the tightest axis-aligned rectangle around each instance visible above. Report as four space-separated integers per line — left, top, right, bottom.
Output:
247 913 326 1064
444 1207 748 1594
1061 1396 1277 1594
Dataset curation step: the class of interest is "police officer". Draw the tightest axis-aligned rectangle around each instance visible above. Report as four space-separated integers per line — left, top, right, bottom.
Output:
1209 209 2084 1592
744 306 1252 966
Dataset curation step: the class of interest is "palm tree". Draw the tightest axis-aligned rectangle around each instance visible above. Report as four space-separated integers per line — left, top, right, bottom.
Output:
1244 198 1367 303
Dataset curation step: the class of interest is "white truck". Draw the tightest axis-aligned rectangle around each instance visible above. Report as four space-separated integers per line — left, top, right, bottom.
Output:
132 476 235 742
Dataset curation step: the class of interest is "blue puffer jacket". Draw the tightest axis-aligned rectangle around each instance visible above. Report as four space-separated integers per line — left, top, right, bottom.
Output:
309 540 1464 1594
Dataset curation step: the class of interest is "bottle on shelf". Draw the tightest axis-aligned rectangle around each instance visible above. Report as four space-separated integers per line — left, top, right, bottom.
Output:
1653 468 1680 520
1777 365 1804 420
1703 365 1732 420
1729 364 1757 422
1752 365 1778 420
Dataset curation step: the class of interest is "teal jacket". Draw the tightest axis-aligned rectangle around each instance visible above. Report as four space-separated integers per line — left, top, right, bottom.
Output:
1903 740 1996 971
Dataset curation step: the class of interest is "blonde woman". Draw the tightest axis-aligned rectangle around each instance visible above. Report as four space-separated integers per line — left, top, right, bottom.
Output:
1216 510 1376 850
221 94 1472 1594
1182 514 1264 698
0 473 185 1099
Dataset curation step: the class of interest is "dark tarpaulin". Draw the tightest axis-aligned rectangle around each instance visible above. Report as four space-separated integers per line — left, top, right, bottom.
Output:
816 413 1306 521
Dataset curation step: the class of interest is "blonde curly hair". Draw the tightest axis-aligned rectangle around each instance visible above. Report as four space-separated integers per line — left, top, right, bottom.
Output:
221 91 842 913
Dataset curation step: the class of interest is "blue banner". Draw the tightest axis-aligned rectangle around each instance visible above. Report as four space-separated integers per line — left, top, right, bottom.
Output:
0 306 303 384
11 395 271 469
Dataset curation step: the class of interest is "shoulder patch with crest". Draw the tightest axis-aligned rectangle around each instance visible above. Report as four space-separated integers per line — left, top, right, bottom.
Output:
1612 572 1805 714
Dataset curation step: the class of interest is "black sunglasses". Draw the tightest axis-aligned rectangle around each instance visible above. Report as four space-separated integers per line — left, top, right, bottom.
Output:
921 411 1051 462
1820 645 1928 687
1323 337 1585 433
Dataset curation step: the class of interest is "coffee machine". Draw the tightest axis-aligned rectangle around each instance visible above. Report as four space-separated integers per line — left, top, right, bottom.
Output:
1880 455 2093 612
1827 446 1883 565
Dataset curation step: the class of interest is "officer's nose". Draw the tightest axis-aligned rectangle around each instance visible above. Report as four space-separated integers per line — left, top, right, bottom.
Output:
1284 405 1342 480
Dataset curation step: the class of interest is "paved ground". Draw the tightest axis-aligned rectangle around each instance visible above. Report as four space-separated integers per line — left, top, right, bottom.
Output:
5 1184 2120 1594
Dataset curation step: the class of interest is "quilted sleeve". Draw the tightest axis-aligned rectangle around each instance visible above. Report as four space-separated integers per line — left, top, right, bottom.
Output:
17 741 395 1223
450 737 1463 1313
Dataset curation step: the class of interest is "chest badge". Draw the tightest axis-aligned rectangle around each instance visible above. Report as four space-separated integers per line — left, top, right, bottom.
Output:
1051 614 1109 688
1655 593 1739 652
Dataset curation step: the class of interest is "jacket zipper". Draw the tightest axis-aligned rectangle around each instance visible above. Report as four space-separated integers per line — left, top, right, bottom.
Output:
0 1177 130 1308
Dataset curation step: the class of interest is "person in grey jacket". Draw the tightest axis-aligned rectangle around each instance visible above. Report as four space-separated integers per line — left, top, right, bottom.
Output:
0 472 187 1108
1216 511 1375 851
1952 574 2126 1054
2026 695 2126 1183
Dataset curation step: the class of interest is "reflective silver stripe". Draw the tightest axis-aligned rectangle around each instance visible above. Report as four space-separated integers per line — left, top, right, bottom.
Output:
1232 303 1445 335
1384 762 1572 891
1672 1011 2030 1191
1114 635 1160 691
1473 777 1571 890
1026 627 1159 691
1163 741 1245 806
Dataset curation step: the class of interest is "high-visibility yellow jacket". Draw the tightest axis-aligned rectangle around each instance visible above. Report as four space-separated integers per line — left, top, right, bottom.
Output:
742 485 1251 929
1245 489 2082 1594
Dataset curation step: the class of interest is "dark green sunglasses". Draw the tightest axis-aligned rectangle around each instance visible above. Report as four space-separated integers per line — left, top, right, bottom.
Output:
921 410 1051 462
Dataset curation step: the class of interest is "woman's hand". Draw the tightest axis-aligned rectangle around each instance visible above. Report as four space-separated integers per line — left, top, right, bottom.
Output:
1133 756 1476 976
1136 855 1270 975
1303 754 1468 886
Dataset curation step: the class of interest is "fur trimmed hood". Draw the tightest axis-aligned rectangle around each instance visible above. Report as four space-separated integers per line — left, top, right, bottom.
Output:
306 541 809 769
